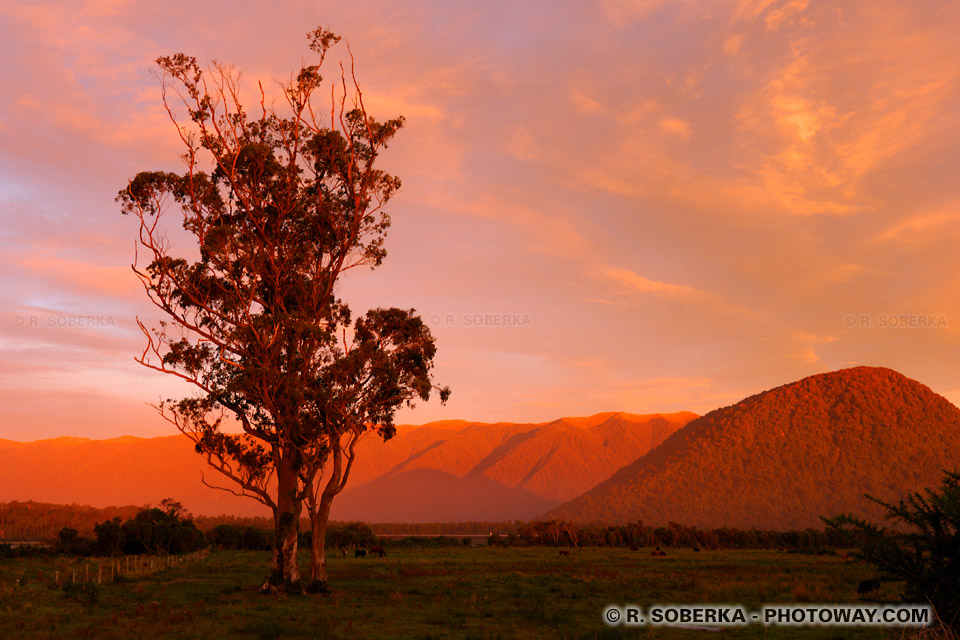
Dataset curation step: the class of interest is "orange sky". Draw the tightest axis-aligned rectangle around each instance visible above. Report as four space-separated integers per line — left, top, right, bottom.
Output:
2 0 959 440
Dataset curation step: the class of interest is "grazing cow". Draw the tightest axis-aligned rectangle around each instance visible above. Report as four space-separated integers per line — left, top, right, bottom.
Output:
370 545 386 558
355 549 367 558
857 579 881 596
558 550 570 557
630 546 640 552
693 545 701 553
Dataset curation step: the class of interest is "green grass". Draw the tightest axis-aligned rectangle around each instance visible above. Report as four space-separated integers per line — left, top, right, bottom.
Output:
0 547 916 639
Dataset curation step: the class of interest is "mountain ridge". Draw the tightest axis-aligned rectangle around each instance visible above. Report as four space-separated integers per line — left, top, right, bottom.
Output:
0 411 693 521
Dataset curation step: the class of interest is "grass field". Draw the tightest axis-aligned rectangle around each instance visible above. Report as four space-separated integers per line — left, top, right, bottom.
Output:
0 546 919 639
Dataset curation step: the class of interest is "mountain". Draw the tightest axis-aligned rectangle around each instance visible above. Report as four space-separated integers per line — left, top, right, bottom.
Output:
0 411 694 522
334 412 694 521
547 367 960 529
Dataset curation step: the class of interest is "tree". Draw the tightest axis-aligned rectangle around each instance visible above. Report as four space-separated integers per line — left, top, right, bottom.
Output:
94 518 124 556
824 470 960 629
118 501 205 556
119 27 447 590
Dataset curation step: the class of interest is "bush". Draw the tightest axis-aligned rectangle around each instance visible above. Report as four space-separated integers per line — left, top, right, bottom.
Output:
824 470 960 629
209 524 240 549
324 522 377 549
94 518 124 556
57 528 95 556
242 526 273 551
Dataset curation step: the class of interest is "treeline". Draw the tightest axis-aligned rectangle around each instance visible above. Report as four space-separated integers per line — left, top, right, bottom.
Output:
0 500 522 542
0 501 141 540
365 521 521 536
493 520 850 550
2 500 852 552
208 522 379 551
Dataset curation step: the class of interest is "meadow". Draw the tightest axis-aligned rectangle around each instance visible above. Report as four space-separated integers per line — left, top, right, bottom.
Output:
0 546 913 639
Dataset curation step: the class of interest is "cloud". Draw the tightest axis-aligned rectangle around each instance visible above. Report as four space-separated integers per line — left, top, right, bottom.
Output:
569 85 606 115
873 207 960 244
598 266 706 301
763 0 808 30
659 117 693 139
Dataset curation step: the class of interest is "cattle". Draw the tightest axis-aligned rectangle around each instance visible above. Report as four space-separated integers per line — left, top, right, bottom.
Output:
370 545 386 558
355 549 367 558
340 548 348 557
857 579 881 596
693 545 701 552
651 546 668 557
630 545 640 551
558 550 570 556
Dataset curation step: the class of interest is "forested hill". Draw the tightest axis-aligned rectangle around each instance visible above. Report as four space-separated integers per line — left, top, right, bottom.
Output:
547 367 960 529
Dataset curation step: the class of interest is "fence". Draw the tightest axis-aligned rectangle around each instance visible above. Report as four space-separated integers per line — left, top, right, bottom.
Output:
59 547 211 585
0 547 211 595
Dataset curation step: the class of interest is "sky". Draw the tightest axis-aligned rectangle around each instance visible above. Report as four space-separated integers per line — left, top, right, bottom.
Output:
1 0 959 440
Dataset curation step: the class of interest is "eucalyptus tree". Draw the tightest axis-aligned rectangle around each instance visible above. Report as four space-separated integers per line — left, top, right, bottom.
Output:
119 28 447 590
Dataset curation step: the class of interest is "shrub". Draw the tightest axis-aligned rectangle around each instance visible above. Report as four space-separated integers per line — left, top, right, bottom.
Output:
209 524 240 549
824 470 960 629
94 518 124 556
241 526 273 551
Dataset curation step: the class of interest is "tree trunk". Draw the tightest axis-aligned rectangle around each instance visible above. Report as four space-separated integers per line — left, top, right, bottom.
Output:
261 449 302 591
309 492 334 584
308 435 356 586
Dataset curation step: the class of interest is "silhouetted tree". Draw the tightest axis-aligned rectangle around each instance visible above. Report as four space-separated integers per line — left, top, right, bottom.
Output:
118 27 446 591
824 470 960 629
118 501 206 555
94 518 124 556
